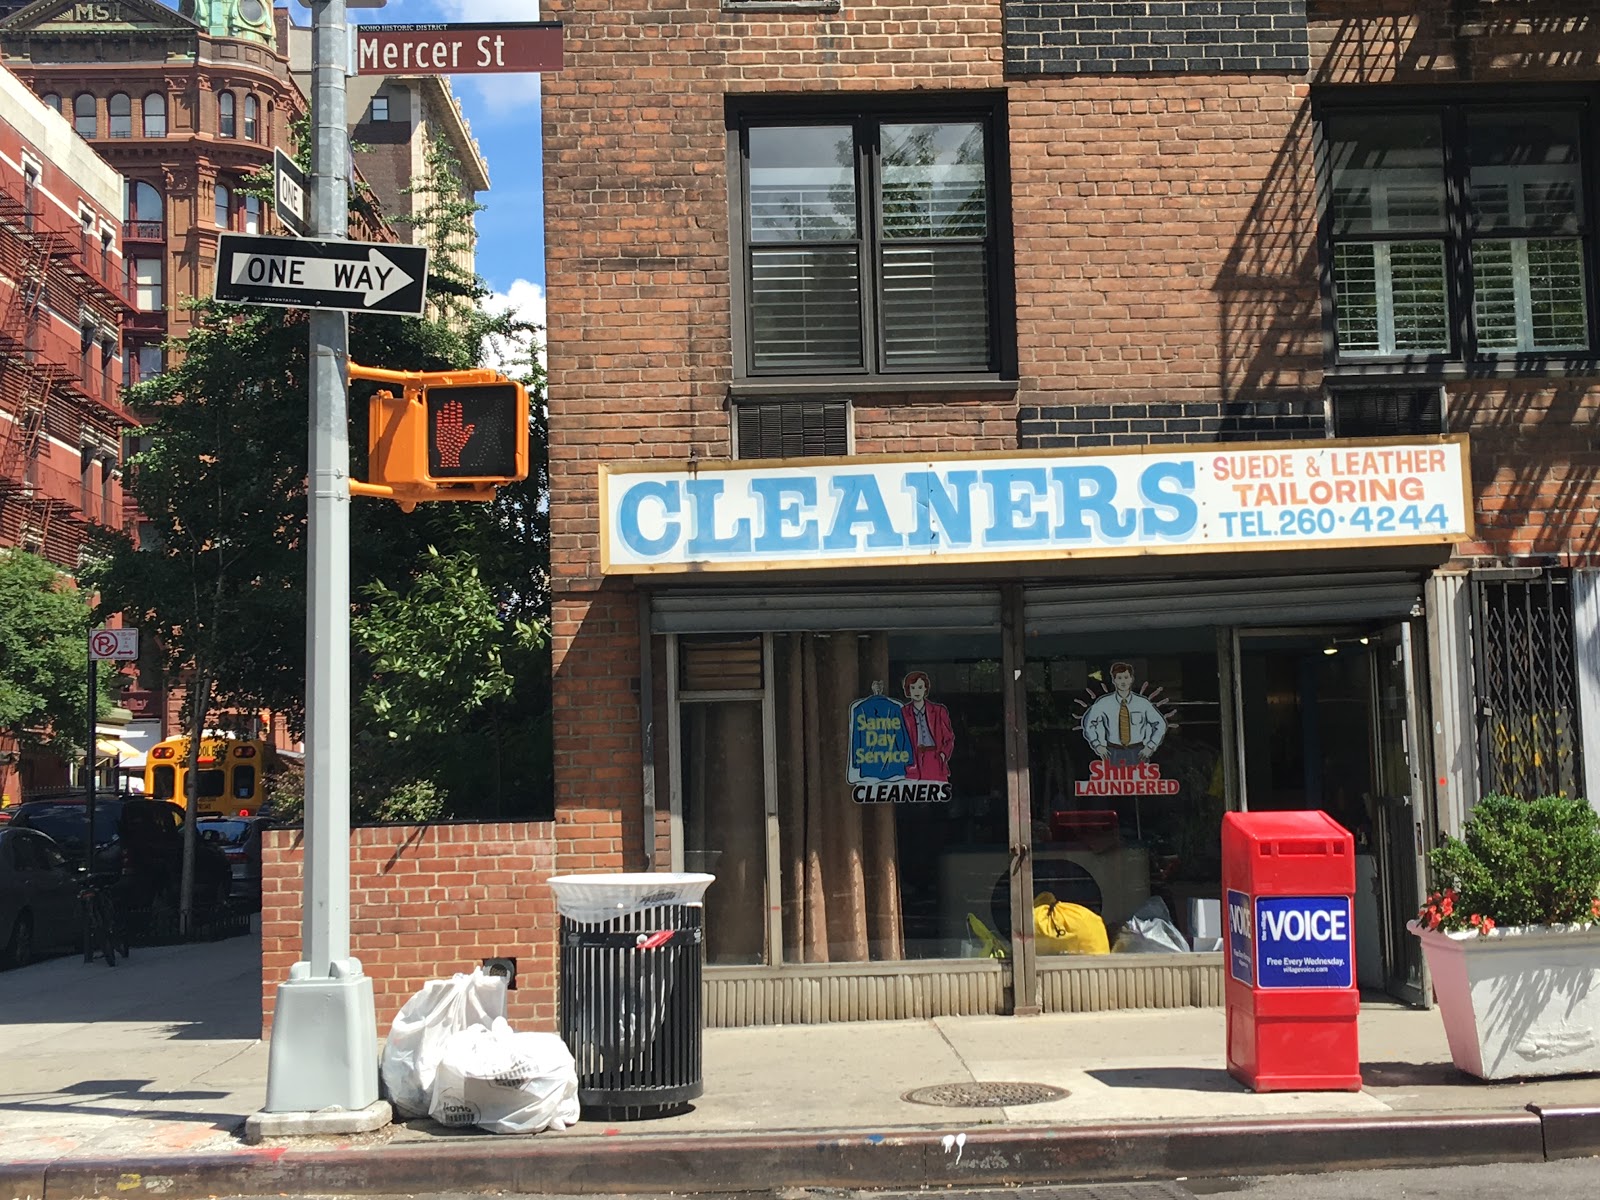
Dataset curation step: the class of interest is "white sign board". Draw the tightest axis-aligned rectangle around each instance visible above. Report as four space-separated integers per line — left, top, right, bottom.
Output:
89 627 139 661
599 436 1473 574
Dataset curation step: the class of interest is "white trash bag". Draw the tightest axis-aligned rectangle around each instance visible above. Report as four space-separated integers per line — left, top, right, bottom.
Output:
1112 895 1191 954
380 968 508 1118
428 1017 581 1135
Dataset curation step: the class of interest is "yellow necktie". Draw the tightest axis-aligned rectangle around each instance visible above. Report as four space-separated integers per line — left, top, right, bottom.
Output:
1118 697 1131 747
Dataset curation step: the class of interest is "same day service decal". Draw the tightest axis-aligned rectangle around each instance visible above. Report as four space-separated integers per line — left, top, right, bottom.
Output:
599 438 1471 572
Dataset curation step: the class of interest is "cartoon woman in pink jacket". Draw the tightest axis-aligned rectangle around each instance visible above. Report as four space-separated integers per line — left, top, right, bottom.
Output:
901 671 954 782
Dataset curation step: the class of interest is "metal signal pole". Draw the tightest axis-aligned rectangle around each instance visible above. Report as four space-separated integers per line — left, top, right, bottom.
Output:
261 0 381 1118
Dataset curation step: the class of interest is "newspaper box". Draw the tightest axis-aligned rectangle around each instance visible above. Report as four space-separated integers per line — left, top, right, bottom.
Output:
1222 811 1360 1092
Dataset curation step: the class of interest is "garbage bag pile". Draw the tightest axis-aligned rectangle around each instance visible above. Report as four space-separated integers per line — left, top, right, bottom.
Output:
380 968 580 1134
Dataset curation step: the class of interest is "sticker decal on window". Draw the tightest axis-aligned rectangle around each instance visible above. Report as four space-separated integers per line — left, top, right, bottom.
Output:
847 671 954 803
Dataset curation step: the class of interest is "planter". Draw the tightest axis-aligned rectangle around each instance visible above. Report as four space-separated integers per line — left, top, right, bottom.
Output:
1409 919 1600 1080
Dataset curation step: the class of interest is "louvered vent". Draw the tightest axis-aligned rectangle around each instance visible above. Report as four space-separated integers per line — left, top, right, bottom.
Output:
1328 385 1445 439
680 635 762 692
735 401 849 460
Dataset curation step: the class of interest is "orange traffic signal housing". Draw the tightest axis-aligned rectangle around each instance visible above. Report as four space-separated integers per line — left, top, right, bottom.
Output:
348 362 529 510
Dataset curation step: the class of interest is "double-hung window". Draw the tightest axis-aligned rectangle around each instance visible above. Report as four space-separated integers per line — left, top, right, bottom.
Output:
1323 97 1593 361
734 98 1010 381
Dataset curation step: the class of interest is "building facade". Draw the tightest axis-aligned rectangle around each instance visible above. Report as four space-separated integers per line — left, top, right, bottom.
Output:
533 0 1600 1024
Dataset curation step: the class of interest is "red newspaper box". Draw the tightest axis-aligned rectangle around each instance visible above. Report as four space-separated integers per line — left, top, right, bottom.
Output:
1222 810 1361 1092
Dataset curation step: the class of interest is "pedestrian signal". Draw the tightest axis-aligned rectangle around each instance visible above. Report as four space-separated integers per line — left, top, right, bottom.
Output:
347 363 528 510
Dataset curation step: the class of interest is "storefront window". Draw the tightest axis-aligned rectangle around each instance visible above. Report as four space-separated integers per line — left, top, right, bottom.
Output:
1025 629 1226 954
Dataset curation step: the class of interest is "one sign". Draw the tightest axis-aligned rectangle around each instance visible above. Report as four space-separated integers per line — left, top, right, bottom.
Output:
273 149 309 238
599 436 1473 574
355 22 563 76
89 627 139 661
1227 889 1252 986
214 233 428 316
1254 895 1353 989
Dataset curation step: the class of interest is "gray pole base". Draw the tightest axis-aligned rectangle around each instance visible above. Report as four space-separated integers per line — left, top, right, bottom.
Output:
263 958 385 1116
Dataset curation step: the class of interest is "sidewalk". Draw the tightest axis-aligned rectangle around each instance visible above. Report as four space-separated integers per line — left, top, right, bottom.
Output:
2 931 1597 1199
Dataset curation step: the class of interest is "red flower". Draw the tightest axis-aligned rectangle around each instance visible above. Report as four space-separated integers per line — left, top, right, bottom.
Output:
1440 895 1454 917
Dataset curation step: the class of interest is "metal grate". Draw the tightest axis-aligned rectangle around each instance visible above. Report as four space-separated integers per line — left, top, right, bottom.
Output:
735 400 849 460
903 1081 1068 1107
1327 385 1444 438
1470 570 1584 800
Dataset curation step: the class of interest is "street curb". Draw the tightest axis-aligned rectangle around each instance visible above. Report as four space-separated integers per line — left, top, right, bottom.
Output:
36 1109 1549 1199
1527 1104 1600 1159
0 1162 46 1200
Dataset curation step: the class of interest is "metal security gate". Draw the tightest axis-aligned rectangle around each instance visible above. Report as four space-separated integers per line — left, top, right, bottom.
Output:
1471 570 1585 800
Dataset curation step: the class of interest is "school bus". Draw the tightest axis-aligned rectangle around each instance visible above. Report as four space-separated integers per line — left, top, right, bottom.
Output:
143 736 279 817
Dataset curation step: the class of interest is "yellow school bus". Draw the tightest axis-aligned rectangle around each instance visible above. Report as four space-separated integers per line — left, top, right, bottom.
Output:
144 736 278 817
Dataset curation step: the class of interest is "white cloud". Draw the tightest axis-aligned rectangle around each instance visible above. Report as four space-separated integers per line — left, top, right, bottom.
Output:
481 279 546 374
433 0 547 117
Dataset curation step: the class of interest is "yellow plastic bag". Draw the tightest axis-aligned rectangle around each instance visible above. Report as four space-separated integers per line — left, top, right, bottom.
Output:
1033 892 1110 955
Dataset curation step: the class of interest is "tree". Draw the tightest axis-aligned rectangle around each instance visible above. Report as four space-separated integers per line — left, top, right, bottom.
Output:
0 550 110 765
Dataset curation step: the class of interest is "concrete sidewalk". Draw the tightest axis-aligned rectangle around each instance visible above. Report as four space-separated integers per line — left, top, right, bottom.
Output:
2 931 1597 1198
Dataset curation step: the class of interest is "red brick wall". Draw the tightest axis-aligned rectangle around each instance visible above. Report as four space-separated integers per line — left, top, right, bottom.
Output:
261 822 559 1038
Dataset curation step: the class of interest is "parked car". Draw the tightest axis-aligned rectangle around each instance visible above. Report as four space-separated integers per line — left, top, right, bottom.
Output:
197 815 272 911
5 795 232 912
0 827 82 968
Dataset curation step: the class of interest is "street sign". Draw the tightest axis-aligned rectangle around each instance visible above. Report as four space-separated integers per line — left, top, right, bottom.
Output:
214 232 429 316
89 627 139 661
355 22 563 76
274 149 309 238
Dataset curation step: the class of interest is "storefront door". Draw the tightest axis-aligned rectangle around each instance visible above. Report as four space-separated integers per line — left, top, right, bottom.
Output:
1235 622 1432 1004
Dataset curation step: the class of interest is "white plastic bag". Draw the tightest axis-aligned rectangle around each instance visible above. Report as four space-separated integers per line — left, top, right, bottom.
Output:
1112 895 1191 954
380 968 508 1118
429 1017 581 1135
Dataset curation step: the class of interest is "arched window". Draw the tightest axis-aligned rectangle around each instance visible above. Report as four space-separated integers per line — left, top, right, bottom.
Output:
41 93 61 114
74 93 96 138
243 94 258 141
143 93 166 138
218 91 235 138
214 183 231 229
108 92 131 138
243 194 261 235
128 181 163 223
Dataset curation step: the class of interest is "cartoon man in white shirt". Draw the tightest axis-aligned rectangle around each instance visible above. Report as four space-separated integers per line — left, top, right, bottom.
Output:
1081 661 1167 766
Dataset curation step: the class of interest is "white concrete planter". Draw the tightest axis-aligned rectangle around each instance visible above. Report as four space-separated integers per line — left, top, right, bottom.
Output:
1409 919 1600 1080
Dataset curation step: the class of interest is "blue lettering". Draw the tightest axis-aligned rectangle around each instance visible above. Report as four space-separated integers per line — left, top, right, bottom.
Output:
616 480 681 558
982 468 1049 543
905 470 977 548
1138 461 1198 539
1051 465 1136 542
683 479 752 556
750 477 820 553
822 474 903 552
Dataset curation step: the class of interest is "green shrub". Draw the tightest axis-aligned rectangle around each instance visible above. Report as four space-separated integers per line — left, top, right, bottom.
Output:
1422 794 1600 932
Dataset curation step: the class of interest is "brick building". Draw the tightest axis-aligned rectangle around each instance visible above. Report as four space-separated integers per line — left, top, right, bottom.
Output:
262 1 1600 1032
0 58 132 796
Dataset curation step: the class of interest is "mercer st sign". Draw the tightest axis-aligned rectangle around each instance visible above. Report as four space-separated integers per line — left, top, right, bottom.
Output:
355 22 563 76
214 233 429 316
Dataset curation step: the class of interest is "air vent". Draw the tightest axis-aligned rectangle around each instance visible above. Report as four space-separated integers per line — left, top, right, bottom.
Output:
735 400 849 460
679 635 762 692
1328 385 1445 439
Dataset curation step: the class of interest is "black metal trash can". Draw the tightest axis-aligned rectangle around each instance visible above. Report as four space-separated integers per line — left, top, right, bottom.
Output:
558 901 704 1116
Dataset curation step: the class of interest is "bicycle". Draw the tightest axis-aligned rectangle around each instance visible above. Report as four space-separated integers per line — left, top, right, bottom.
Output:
80 873 129 967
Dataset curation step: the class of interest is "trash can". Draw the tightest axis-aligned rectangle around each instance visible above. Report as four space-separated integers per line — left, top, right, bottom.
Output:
549 872 714 1117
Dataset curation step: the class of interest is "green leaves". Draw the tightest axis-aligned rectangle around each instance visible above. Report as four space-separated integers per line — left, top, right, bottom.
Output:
1429 793 1600 927
0 551 109 757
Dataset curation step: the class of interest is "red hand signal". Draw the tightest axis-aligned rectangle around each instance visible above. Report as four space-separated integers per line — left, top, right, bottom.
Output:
434 398 476 468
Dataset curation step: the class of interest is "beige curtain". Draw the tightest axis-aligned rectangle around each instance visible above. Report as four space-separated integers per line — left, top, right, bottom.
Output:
777 633 904 963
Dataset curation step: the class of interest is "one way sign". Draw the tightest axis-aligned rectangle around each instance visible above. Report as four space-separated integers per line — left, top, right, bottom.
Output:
214 233 429 316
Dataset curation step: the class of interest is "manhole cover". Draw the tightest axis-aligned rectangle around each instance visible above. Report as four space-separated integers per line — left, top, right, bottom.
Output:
902 1081 1068 1107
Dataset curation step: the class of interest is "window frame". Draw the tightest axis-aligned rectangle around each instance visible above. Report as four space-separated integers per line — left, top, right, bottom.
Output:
108 92 131 138
243 94 258 141
371 94 389 122
143 92 166 138
218 90 236 138
727 93 1016 392
73 92 96 138
1316 86 1600 375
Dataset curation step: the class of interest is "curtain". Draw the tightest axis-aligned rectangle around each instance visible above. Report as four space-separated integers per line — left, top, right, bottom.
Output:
777 632 904 963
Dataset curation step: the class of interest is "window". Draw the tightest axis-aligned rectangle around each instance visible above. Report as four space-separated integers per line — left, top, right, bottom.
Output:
101 462 116 530
22 163 37 231
214 183 230 229
243 94 258 140
143 93 166 138
81 446 95 522
734 100 1009 379
371 95 389 122
131 257 163 311
128 181 163 223
109 92 131 137
74 93 96 138
218 91 235 138
243 194 261 235
1323 98 1592 360
136 344 163 384
41 92 61 114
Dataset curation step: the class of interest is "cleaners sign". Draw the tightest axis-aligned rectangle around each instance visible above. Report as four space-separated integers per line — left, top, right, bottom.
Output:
599 437 1471 573
1229 891 1354 989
